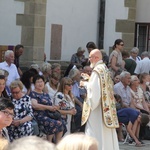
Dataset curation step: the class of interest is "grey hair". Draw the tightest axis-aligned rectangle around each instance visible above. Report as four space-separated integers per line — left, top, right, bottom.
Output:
77 47 85 52
41 62 51 73
10 80 24 90
4 50 14 58
130 47 139 54
141 51 149 57
68 68 80 79
120 71 130 80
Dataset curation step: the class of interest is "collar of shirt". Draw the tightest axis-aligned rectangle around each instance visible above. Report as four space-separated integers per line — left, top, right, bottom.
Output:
3 61 12 67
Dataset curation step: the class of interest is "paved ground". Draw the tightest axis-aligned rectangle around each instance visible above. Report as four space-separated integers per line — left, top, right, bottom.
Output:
119 140 150 150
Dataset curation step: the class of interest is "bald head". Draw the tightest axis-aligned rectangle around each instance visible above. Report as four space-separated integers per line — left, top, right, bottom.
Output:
89 49 102 68
90 49 102 60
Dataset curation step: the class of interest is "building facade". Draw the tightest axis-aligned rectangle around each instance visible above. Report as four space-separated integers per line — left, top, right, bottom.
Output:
0 0 149 67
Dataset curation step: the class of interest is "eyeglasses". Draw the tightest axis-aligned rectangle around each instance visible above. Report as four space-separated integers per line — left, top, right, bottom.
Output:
0 110 15 119
65 83 72 86
119 44 124 46
11 90 21 95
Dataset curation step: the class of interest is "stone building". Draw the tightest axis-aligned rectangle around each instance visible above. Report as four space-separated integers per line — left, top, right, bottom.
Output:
0 0 149 68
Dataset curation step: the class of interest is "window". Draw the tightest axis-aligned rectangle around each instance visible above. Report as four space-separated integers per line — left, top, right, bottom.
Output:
134 23 150 55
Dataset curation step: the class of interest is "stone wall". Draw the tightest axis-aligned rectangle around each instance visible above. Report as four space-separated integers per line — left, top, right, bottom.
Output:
116 0 137 51
15 0 47 67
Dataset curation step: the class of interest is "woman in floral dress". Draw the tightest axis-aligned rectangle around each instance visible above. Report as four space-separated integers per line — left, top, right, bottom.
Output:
30 75 63 143
7 80 33 142
54 77 77 135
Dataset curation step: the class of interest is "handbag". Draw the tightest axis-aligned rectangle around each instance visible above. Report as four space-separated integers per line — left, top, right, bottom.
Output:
46 110 61 120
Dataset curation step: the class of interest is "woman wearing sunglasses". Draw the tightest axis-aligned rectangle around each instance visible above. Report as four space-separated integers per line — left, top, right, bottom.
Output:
109 39 125 78
54 77 77 136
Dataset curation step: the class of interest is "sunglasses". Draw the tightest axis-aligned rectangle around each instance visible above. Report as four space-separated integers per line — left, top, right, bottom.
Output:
65 83 72 86
119 44 124 46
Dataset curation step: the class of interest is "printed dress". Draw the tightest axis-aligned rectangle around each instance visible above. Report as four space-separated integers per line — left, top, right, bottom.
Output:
7 95 33 141
29 91 63 135
54 92 75 135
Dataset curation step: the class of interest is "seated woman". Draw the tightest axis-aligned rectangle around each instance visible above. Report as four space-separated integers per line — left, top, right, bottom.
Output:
117 108 142 146
29 75 63 143
54 77 77 135
0 98 14 141
7 81 33 142
130 75 150 114
44 72 60 103
41 62 52 83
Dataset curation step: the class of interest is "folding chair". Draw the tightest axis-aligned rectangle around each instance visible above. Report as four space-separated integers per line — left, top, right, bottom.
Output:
121 123 131 144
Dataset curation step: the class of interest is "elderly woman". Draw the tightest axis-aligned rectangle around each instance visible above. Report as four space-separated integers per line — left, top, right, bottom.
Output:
54 77 76 135
29 75 63 143
68 68 85 132
7 80 33 142
109 39 125 78
130 75 150 114
70 47 87 66
41 62 52 83
0 98 14 141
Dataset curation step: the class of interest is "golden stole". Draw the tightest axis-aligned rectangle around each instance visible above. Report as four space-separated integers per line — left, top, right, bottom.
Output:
81 63 119 128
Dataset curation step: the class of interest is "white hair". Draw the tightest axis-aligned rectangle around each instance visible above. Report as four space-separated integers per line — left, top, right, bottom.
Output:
41 62 51 73
68 68 80 79
4 50 14 58
130 75 138 83
120 71 130 80
130 47 139 54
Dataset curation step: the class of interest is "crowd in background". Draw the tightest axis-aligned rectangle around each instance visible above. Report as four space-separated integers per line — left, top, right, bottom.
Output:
0 40 150 149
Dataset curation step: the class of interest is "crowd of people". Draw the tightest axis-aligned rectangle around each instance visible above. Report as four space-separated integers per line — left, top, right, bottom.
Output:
0 41 150 150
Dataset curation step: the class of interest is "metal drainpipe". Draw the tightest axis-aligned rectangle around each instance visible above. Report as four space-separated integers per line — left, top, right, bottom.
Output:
98 0 105 49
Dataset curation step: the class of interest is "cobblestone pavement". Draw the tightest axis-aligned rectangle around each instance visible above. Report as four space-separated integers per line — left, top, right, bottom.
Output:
119 140 150 150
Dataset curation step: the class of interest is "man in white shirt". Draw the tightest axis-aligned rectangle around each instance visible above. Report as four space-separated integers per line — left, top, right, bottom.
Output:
130 47 141 63
0 50 20 87
134 51 150 75
114 71 131 107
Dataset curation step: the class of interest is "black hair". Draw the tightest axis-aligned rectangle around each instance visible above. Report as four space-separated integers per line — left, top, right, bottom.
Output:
28 68 38 75
0 75 5 80
112 39 124 50
64 64 74 77
21 70 36 90
86 41 97 49
0 97 14 111
15 44 24 51
33 75 45 84
114 94 122 101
